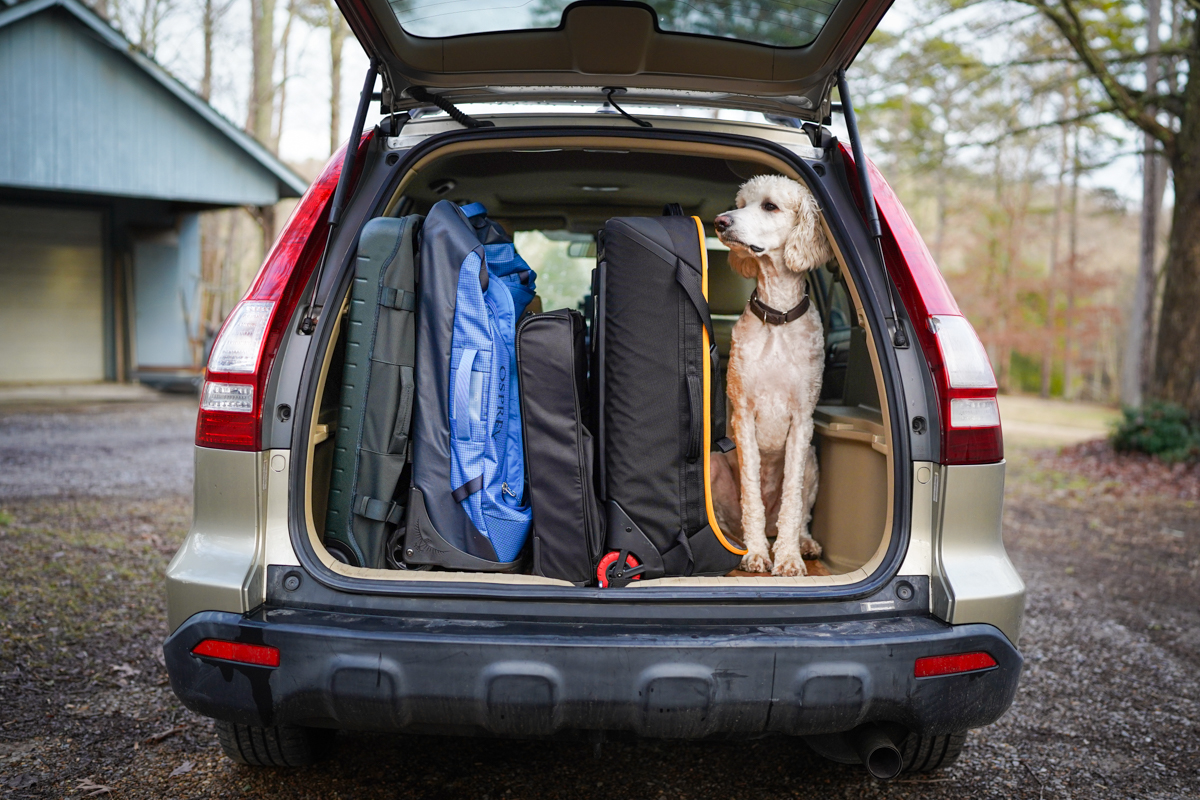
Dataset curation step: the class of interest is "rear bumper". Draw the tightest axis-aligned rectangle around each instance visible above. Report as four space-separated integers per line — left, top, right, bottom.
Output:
164 608 1021 738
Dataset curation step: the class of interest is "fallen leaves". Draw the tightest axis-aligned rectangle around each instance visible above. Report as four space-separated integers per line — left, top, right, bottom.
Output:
76 777 113 796
169 760 194 777
144 724 187 744
1036 439 1200 500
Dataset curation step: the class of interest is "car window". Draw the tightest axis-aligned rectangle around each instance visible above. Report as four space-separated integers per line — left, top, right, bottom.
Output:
813 263 852 333
513 230 594 312
393 0 839 48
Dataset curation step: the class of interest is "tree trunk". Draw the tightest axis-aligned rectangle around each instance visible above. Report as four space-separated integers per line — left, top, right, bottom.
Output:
1063 121 1081 400
201 0 214 102
1154 156 1200 416
1123 0 1162 407
274 0 297 152
1042 100 1070 398
248 0 276 148
329 1 347 156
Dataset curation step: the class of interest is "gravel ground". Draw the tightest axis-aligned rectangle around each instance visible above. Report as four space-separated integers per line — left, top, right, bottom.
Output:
0 400 196 500
0 400 1197 799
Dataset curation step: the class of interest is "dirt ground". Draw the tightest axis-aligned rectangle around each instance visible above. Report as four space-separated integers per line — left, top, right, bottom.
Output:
1 396 1197 799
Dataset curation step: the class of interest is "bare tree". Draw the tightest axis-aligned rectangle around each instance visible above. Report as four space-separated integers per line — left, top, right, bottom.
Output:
199 0 235 103
299 0 352 155
248 0 278 252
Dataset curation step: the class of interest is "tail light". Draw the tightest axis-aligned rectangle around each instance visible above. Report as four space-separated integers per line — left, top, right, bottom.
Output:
838 146 1003 464
192 639 280 668
914 651 997 678
196 133 372 451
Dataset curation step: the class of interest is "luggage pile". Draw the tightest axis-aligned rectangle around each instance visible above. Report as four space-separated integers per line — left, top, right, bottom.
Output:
324 200 746 585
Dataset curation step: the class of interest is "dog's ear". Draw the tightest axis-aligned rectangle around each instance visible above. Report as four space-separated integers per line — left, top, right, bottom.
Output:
726 247 759 279
783 191 834 273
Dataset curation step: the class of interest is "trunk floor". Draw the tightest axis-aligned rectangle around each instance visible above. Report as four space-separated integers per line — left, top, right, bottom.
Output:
728 557 831 578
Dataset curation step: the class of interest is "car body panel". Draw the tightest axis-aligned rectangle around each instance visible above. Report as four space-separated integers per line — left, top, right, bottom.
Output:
335 0 894 120
934 461 1025 644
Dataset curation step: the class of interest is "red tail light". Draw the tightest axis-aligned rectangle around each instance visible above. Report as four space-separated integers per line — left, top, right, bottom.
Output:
838 146 1003 464
197 133 373 451
914 651 997 678
192 638 281 667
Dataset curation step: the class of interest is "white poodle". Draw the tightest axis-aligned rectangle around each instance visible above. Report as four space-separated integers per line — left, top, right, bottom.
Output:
713 174 832 576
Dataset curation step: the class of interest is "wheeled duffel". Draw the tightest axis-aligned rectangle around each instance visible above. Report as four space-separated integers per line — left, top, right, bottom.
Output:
403 200 535 571
323 214 421 569
591 214 746 586
516 308 604 584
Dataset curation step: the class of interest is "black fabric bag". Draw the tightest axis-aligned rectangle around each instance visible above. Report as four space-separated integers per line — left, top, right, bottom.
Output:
516 309 603 585
592 215 745 585
324 215 421 568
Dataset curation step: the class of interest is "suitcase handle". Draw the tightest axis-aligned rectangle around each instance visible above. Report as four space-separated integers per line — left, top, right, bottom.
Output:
685 373 702 462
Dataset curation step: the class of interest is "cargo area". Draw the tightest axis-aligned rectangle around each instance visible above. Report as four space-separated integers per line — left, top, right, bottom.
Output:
302 138 895 587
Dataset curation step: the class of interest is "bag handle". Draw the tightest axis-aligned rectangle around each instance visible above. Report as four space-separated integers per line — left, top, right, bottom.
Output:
454 348 477 441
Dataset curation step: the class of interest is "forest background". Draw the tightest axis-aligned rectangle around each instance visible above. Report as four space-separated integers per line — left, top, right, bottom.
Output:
83 0 1182 411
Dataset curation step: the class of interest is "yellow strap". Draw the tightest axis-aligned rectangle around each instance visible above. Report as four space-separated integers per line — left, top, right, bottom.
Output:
693 216 747 556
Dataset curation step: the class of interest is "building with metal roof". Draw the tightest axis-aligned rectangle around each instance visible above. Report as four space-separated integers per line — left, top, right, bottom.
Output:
0 0 307 386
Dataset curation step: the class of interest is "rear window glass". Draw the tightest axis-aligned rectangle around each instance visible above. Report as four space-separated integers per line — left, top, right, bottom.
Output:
392 0 838 48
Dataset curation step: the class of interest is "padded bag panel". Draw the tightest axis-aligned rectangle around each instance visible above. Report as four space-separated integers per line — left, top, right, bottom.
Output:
325 215 420 568
516 309 603 584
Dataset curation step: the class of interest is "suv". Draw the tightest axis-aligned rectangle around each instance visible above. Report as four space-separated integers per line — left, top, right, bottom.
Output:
164 0 1024 780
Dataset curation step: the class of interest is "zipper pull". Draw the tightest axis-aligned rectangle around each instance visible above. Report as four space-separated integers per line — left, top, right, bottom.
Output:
502 482 518 499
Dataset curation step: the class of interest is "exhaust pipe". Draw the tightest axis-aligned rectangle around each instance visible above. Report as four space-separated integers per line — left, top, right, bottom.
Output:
849 724 903 780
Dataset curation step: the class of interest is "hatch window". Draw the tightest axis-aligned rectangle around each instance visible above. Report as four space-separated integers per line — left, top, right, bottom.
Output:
392 0 839 48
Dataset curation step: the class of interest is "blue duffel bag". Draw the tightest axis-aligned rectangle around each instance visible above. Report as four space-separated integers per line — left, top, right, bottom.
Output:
404 201 536 570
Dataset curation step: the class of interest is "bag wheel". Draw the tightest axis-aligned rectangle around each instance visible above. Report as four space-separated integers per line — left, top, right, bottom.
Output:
597 550 643 588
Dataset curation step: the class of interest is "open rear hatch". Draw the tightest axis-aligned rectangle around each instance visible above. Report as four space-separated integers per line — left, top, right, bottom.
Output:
334 0 893 120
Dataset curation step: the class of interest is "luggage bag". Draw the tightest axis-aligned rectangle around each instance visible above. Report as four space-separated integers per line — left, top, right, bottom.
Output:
403 200 533 571
592 215 746 586
324 215 421 568
516 309 603 584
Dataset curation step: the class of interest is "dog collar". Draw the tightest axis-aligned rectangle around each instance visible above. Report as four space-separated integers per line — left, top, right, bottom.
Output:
748 288 810 325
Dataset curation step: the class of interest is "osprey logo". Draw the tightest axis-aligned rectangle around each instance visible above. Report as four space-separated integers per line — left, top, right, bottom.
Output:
493 365 506 439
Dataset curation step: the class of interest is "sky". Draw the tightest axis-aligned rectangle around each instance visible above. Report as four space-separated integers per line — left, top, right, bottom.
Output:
143 0 1145 202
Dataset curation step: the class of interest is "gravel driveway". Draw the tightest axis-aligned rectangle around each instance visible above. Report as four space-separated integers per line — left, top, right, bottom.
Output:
0 399 1196 799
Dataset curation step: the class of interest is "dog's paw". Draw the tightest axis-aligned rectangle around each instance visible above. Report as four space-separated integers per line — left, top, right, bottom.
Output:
741 550 772 574
772 551 808 577
799 536 823 558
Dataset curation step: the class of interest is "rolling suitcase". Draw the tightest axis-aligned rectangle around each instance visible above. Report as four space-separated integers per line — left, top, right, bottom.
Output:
516 309 603 584
324 215 421 568
403 200 533 571
592 215 746 586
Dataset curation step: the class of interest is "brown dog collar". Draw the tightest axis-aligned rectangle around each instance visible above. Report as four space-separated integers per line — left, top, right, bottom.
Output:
748 288 810 325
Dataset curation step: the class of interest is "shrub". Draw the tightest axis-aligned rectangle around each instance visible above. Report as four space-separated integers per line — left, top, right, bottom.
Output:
1110 402 1200 462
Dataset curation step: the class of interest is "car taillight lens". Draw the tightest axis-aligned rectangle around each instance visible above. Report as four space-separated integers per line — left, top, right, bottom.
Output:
839 145 1003 465
195 132 373 452
914 651 997 678
191 639 280 668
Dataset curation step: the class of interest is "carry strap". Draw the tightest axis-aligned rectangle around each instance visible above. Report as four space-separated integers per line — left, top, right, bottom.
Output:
379 286 417 312
353 494 405 525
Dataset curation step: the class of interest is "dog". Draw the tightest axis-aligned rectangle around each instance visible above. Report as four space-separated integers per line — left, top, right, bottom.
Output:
713 174 833 576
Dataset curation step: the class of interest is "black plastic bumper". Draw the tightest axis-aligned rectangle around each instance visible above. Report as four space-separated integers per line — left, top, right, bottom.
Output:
164 607 1020 739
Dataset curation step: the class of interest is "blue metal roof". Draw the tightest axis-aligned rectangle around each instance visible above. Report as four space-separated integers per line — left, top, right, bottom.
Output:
0 0 309 204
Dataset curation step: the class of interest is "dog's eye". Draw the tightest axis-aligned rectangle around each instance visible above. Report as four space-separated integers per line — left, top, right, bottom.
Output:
762 202 778 212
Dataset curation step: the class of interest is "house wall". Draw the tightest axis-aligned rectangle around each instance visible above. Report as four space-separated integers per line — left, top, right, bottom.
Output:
0 7 280 206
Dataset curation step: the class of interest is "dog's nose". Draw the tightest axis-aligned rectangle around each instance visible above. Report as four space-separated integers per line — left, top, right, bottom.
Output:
714 214 732 232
